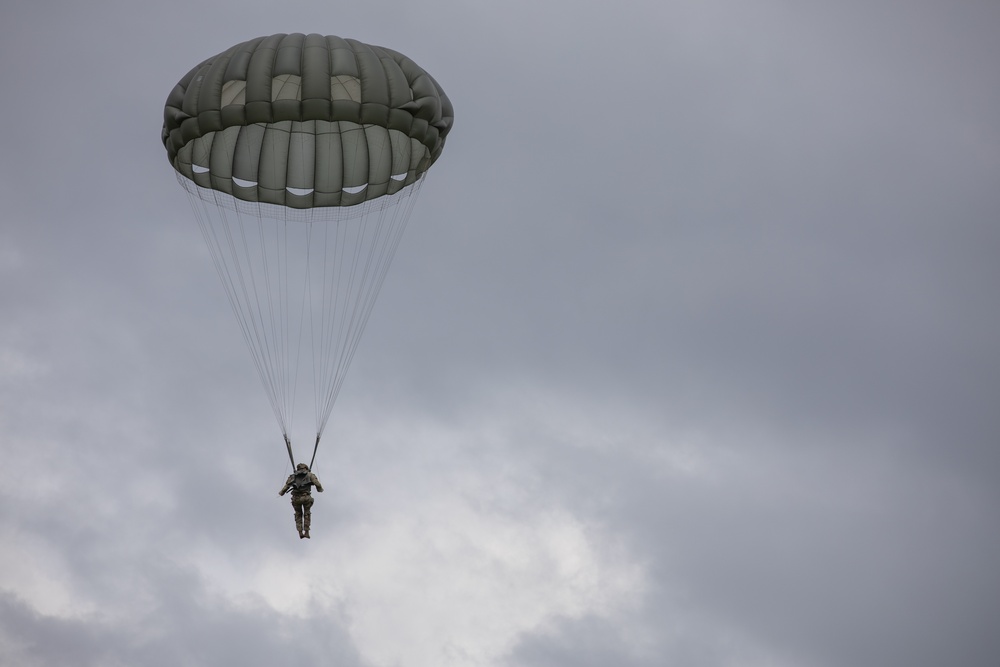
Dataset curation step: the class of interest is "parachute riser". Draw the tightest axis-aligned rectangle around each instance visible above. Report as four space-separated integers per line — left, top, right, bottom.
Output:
283 433 321 472
309 434 321 471
284 433 295 468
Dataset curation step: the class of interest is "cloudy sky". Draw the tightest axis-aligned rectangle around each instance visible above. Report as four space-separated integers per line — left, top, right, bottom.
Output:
2 0 999 665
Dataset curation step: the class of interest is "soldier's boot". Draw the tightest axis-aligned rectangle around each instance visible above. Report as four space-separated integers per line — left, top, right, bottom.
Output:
303 510 311 539
295 515 305 539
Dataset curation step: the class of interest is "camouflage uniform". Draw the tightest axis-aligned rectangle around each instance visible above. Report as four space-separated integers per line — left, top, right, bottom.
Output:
279 463 324 538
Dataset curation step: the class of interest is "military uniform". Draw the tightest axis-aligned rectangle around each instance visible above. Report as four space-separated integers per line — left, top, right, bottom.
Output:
279 464 324 538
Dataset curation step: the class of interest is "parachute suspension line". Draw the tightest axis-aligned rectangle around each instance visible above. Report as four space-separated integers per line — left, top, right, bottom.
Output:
179 143 426 456
310 214 337 439
282 128 318 438
312 121 370 435
183 181 289 436
306 128 426 436
248 201 285 426
219 194 290 435
257 204 286 424
315 178 424 436
313 201 353 437
292 214 315 444
261 198 309 436
182 165 425 451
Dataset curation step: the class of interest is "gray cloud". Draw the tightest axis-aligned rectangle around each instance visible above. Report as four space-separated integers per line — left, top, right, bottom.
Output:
2 0 999 665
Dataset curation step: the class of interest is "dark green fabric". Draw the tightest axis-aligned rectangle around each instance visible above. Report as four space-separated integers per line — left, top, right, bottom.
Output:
162 34 453 208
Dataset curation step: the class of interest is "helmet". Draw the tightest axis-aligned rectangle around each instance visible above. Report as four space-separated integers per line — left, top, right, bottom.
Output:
296 463 309 471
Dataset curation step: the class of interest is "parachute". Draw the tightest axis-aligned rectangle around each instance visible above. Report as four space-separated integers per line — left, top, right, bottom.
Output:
162 34 453 467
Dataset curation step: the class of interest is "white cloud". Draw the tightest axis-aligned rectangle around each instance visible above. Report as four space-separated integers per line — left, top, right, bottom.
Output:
164 407 645 667
0 530 96 619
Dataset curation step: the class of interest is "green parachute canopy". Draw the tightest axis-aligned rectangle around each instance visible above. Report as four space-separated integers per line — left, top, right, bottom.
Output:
162 34 453 467
162 32 453 208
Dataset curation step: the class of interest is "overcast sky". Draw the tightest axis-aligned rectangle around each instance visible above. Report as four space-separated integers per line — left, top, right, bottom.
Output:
2 1 999 666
